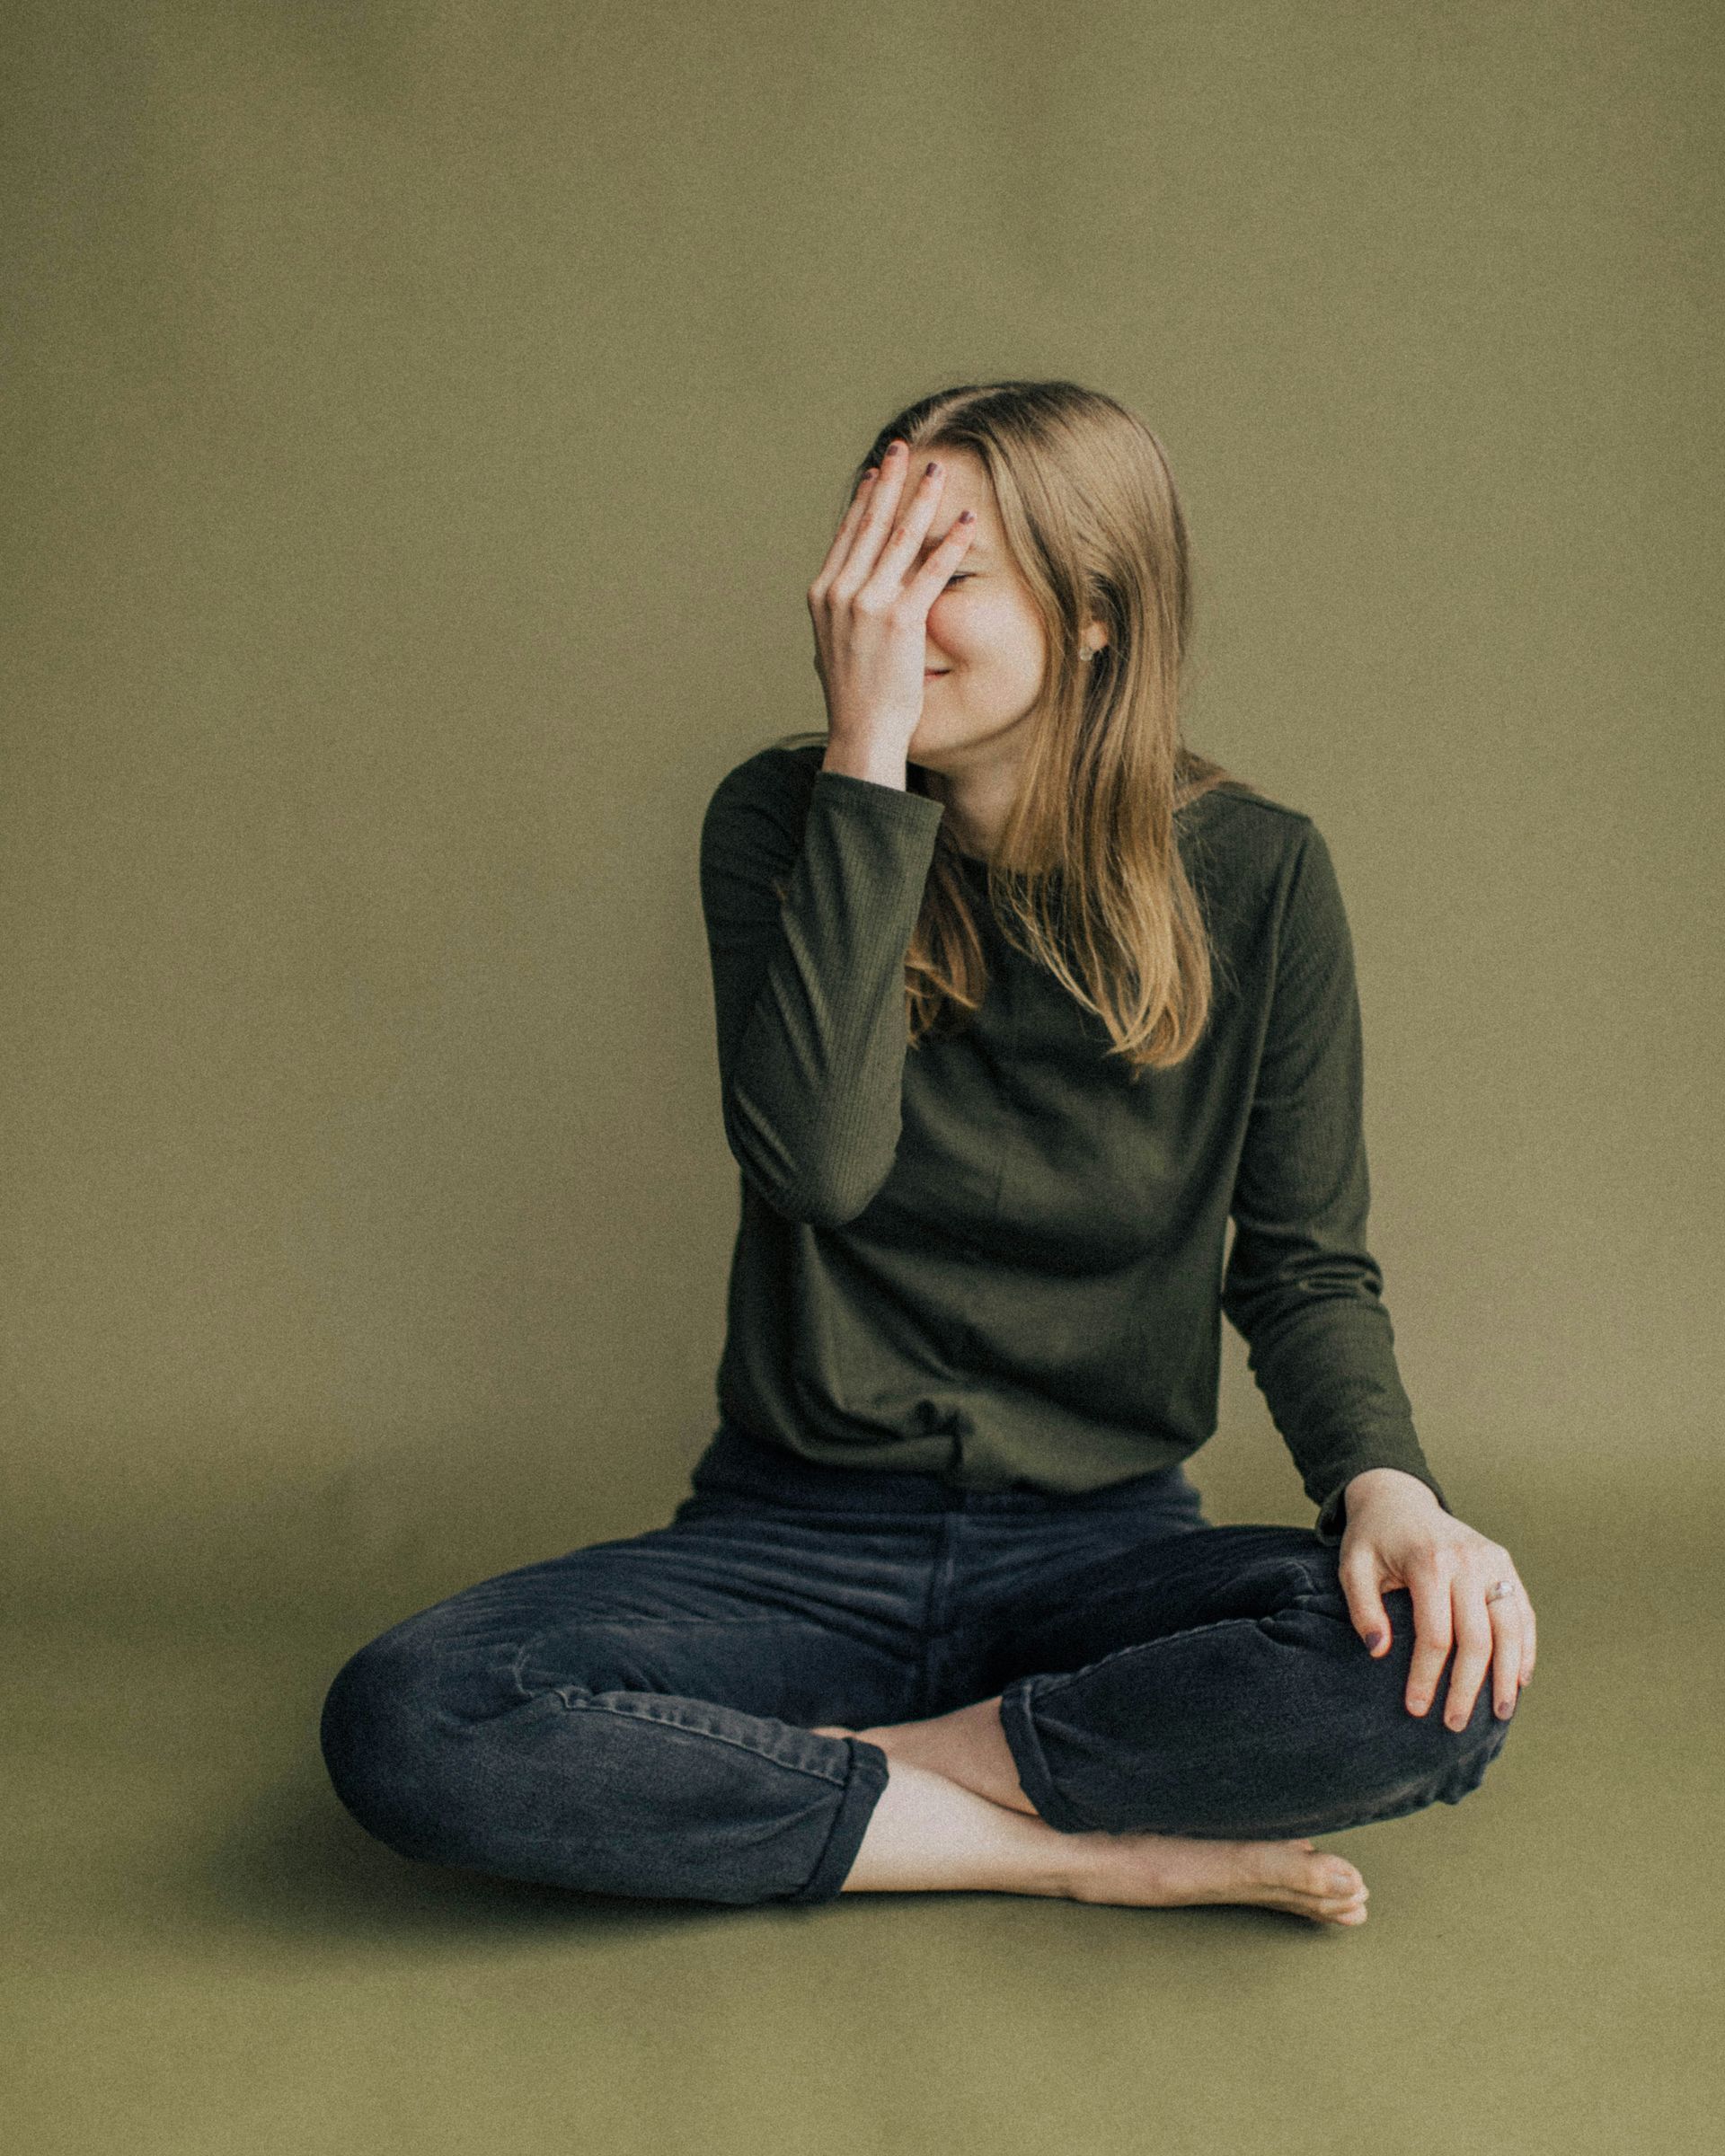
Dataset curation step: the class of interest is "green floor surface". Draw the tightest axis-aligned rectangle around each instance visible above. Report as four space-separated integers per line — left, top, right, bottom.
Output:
7 1471 1719 2156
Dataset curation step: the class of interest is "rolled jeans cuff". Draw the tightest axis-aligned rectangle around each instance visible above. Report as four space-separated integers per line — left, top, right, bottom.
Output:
784 1736 892 1904
998 1676 1095 1835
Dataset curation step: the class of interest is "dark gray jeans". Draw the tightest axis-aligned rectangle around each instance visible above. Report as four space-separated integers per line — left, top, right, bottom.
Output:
319 1418 1513 1907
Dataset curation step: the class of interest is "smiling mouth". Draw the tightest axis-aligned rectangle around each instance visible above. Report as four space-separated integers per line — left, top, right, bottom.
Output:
924 669 949 676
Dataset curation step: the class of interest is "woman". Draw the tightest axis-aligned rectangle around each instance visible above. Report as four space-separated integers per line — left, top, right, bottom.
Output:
320 380 1534 1928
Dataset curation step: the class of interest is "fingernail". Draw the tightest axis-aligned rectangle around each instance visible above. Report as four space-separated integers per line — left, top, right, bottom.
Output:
1366 1630 1385 1654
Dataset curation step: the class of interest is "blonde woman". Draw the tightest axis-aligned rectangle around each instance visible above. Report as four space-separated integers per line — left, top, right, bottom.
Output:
321 380 1533 1927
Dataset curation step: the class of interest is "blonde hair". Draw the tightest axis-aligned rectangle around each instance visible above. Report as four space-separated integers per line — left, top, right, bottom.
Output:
798 380 1262 1075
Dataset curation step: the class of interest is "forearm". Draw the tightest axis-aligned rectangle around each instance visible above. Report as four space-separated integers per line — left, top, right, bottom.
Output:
710 768 944 1225
1224 1262 1447 1534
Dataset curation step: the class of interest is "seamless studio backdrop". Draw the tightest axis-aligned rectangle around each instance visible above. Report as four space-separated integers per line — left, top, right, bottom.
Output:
4 4 1721 2155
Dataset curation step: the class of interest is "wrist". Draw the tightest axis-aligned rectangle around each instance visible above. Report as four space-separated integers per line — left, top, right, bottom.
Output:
821 735 908 788
1345 1467 1439 1510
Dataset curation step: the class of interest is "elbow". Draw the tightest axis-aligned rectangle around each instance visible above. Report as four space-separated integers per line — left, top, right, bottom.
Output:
1223 1230 1384 1321
746 1157 892 1229
1223 1270 1379 1338
778 1178 888 1230
721 1103 893 1228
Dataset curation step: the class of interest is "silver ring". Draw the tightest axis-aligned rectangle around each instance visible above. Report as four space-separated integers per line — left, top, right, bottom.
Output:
1485 1578 1516 1604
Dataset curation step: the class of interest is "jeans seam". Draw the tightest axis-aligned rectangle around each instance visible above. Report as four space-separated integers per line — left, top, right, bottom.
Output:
509 1614 817 1700
537 1687 850 1788
910 1513 957 1720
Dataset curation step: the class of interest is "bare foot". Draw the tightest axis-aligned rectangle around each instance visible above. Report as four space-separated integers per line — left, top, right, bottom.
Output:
812 1719 1367 1925
1066 1830 1369 1926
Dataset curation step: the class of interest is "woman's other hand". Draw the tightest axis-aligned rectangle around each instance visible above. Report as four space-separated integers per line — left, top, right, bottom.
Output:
1336 1468 1536 1727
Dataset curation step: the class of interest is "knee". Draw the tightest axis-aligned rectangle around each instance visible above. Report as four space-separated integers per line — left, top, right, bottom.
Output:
1358 1590 1518 1810
319 1633 462 1863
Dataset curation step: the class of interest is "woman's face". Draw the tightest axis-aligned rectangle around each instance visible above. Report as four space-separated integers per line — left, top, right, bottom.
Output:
907 447 1055 771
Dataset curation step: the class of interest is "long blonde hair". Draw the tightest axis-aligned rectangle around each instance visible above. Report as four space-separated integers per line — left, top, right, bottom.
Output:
794 380 1263 1077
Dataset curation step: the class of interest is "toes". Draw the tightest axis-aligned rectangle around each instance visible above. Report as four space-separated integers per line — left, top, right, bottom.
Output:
1305 1895 1368 1926
1306 1852 1364 1895
1266 1844 1364 1897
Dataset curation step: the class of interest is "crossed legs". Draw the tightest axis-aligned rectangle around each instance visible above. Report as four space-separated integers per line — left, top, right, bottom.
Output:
321 1503 1509 1921
814 1700 1371 1924
807 1524 1516 1924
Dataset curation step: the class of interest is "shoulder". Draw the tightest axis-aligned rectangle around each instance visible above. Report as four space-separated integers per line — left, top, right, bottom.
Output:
704 735 824 808
1179 776 1314 851
702 734 948 866
1177 778 1329 934
700 737 827 857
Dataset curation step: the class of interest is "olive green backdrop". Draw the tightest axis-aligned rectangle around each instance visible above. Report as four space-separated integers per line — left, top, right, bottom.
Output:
4 4 1720 2153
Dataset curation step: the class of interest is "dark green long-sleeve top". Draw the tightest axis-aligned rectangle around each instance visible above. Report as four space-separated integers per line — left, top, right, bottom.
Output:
698 737 1450 1546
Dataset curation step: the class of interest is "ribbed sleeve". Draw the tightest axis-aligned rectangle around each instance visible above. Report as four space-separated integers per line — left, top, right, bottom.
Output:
1219 823 1451 1545
699 754 947 1227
